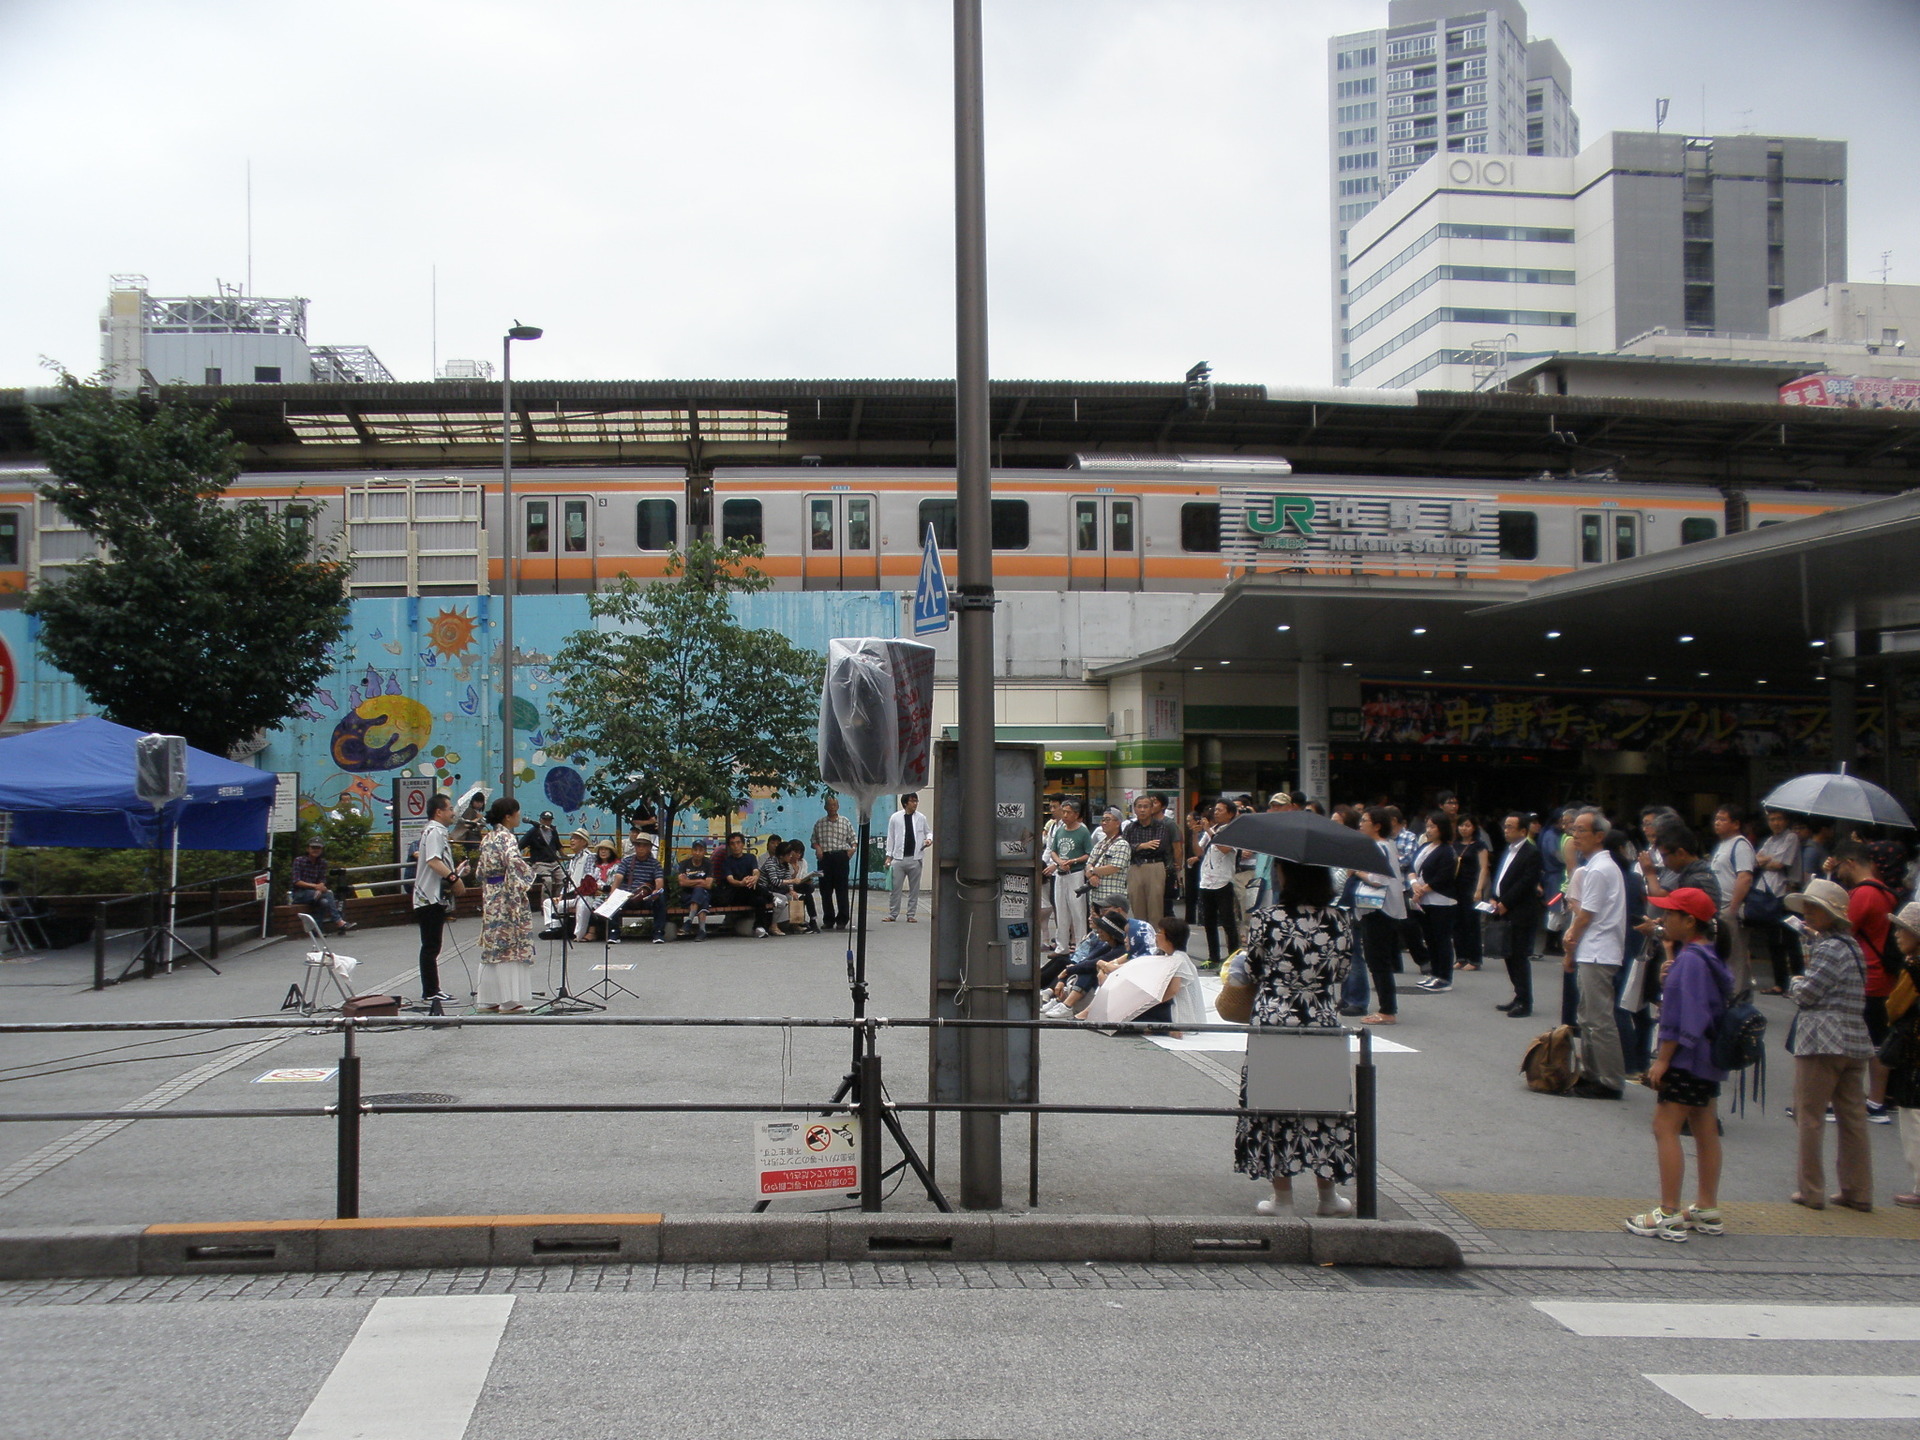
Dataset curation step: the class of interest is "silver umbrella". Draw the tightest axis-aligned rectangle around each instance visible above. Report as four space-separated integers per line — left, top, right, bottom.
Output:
1759 772 1914 829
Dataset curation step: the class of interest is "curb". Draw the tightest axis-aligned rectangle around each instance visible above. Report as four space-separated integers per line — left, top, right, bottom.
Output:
0 1213 1461 1280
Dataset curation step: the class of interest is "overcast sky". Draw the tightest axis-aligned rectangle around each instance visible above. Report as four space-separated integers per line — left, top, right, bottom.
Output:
2 0 1915 392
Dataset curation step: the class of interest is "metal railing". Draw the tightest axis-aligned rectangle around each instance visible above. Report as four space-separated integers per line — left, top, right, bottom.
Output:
77 868 272 990
0 1014 1382 1220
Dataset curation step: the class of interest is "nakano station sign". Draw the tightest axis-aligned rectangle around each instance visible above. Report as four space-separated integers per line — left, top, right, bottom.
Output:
1221 485 1500 577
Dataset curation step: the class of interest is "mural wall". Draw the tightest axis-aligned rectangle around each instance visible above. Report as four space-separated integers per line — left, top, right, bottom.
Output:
0 590 900 850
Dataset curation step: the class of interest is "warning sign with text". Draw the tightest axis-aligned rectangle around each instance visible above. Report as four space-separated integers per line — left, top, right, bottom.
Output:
753 1118 860 1197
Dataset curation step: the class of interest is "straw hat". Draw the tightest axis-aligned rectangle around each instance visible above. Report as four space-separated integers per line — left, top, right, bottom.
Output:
1891 901 1920 941
593 840 618 859
1785 878 1852 927
569 827 591 844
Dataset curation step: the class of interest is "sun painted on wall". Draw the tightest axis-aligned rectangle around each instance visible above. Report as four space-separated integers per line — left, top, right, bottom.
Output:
427 607 478 658
331 694 435 772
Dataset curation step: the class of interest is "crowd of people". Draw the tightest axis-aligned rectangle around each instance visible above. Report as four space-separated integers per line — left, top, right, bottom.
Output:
1030 787 1920 1225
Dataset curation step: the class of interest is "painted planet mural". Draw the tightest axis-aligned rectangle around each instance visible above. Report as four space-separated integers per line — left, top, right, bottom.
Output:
543 765 585 814
500 695 540 732
331 695 434 772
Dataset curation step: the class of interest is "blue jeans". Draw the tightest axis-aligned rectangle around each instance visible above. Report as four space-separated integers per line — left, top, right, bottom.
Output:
293 887 344 930
1341 938 1370 1010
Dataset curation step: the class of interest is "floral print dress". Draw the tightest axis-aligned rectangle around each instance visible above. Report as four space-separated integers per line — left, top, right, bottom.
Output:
478 825 535 969
1233 902 1357 1184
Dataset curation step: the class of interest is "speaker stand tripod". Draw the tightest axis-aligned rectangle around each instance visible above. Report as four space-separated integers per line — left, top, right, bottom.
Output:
754 815 950 1213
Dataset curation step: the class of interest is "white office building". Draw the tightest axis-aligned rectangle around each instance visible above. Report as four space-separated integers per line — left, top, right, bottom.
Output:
1328 0 1579 383
100 276 394 391
1342 132 1849 391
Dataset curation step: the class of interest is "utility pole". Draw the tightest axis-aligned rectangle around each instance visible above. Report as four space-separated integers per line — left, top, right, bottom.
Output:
953 0 1003 1210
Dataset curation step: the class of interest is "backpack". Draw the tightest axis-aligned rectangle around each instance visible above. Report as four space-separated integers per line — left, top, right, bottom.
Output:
1521 1025 1578 1094
1707 963 1768 1112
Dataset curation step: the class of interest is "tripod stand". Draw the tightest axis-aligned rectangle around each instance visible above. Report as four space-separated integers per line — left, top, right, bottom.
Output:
121 814 219 982
755 811 950 1213
534 870 602 1014
581 876 641 1004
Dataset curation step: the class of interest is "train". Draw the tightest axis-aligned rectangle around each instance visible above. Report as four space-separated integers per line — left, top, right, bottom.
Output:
0 455 1871 600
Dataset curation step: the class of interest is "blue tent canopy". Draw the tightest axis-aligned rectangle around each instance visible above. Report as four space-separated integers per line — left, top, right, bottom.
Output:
0 717 276 851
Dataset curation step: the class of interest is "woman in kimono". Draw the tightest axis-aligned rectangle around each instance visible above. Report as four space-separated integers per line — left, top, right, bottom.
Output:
477 797 535 1012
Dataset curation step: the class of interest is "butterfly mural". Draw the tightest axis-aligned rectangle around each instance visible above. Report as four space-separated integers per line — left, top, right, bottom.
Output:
458 685 480 716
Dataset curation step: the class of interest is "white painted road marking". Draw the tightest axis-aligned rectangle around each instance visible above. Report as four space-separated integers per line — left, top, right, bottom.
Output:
288 1295 514 1440
1536 1301 1920 1342
1645 1374 1920 1420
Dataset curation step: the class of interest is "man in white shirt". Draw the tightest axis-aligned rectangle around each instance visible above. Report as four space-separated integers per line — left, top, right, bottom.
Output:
410 792 466 1004
884 792 933 922
1562 808 1626 1099
1710 804 1757 993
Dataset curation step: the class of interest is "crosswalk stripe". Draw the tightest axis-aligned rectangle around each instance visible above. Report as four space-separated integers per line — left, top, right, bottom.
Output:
1645 1374 1920 1420
1536 1301 1920 1341
288 1295 515 1440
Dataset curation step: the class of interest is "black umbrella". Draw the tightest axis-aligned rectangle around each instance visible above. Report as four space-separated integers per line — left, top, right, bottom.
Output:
1210 811 1385 872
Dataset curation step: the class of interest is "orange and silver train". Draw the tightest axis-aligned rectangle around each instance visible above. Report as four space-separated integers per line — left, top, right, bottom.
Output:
0 455 1870 600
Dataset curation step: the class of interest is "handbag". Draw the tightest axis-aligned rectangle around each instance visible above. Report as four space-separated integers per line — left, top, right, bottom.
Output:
1352 880 1388 912
1742 882 1784 926
1617 954 1650 1013
1545 893 1570 933
1214 974 1254 1024
1877 1009 1919 1070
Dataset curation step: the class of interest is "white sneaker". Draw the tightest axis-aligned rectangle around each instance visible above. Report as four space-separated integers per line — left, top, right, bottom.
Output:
754 928 768 938
1255 1196 1292 1216
1316 1194 1354 1218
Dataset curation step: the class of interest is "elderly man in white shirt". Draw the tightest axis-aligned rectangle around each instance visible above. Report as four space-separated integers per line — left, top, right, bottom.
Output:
1562 807 1628 1100
884 792 933 922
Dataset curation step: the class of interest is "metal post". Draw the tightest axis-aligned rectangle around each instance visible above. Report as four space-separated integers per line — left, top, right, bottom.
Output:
92 902 108 991
1354 1027 1378 1220
953 0 1003 1211
206 881 221 959
335 1023 362 1220
499 336 516 805
1297 656 1329 810
859 1023 884 1213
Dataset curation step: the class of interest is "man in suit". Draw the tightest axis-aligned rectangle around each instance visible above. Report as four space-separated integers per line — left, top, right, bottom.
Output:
1491 810 1543 1017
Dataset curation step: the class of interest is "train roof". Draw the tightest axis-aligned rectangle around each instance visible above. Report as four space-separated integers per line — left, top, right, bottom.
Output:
1 378 1914 494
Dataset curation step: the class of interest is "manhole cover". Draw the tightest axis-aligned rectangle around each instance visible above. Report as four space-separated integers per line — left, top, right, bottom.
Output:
363 1092 459 1105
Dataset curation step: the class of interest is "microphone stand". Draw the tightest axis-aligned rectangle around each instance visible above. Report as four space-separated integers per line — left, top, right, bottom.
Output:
534 867 602 1014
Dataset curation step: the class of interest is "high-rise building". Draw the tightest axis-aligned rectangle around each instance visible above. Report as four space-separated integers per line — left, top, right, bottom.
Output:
1342 132 1849 390
1327 1 1580 383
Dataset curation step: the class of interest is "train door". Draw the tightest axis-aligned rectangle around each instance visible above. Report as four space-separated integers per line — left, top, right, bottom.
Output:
1067 494 1143 591
1575 509 1641 566
801 492 881 590
519 493 592 592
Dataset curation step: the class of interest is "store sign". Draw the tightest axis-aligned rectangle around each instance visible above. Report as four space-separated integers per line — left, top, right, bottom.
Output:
1223 487 1498 574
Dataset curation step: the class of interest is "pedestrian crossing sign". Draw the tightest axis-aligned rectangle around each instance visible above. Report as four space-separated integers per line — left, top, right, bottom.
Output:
912 523 951 635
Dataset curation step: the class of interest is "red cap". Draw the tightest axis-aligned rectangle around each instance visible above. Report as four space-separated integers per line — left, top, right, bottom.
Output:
1649 887 1716 924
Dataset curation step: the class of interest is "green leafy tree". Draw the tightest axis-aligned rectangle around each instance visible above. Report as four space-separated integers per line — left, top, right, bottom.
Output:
25 378 350 756
545 538 826 883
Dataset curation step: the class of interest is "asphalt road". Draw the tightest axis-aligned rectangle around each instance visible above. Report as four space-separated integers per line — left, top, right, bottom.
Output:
4 1265 1919 1440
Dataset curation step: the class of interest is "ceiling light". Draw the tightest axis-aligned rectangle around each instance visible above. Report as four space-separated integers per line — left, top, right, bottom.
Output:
1219 660 1231 666
1192 666 1202 671
1422 669 1433 675
1580 667 1592 674
1646 675 1657 681
1545 630 1561 639
1535 672 1545 678
1412 627 1428 635
1341 661 1353 668
1757 678 1768 684
1678 635 1694 643
1698 671 1709 677
1275 624 1291 632
1462 664 1473 670
1810 639 1826 648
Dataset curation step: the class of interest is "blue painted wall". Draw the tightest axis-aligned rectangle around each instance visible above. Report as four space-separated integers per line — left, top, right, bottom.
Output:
0 590 899 850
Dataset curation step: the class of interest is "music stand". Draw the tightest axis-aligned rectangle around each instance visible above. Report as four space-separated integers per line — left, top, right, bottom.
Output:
534 869 603 1014
581 873 641 1004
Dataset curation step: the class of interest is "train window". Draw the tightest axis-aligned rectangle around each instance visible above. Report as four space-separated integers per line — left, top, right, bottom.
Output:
283 506 312 543
846 498 873 551
525 500 551 554
991 499 1029 549
1680 517 1718 545
722 498 763 546
1496 510 1537 560
810 498 835 550
1111 501 1136 552
1074 500 1099 552
1613 514 1639 561
635 499 677 550
917 499 1030 550
563 500 588 553
1578 512 1603 564
0 510 18 566
1180 502 1221 552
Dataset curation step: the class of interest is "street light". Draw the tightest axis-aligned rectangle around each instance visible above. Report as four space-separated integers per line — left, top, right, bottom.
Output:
500 322 543 804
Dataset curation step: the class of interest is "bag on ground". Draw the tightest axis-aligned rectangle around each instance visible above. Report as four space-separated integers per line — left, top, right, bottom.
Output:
1520 1024 1578 1094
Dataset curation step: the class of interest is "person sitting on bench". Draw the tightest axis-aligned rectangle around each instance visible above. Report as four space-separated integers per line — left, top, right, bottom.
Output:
291 838 353 936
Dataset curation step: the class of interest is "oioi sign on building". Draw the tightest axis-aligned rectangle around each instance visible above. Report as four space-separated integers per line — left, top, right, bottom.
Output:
1221 486 1499 575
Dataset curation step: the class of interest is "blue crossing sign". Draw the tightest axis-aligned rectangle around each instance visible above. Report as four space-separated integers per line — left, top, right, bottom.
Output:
912 523 951 635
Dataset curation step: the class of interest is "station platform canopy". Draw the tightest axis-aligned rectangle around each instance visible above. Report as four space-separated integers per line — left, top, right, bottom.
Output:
1092 488 1920 697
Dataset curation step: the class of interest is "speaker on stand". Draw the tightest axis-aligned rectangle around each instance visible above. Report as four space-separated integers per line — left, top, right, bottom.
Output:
126 734 218 980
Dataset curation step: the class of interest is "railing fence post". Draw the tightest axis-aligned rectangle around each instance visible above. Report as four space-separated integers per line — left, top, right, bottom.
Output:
859 1021 883 1213
1354 1027 1379 1220
206 881 221 959
92 903 109 991
335 1022 362 1220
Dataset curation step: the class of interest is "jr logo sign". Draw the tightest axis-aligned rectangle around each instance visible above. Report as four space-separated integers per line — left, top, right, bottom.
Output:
1245 495 1316 550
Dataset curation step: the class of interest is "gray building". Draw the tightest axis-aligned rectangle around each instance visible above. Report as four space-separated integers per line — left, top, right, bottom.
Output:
1327 0 1581 384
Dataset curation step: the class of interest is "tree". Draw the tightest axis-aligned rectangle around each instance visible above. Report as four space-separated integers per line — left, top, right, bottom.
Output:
544 538 826 881
25 378 350 756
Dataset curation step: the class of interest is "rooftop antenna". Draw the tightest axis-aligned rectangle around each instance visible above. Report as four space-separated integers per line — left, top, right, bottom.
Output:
431 264 438 380
1654 98 1669 134
245 159 252 295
